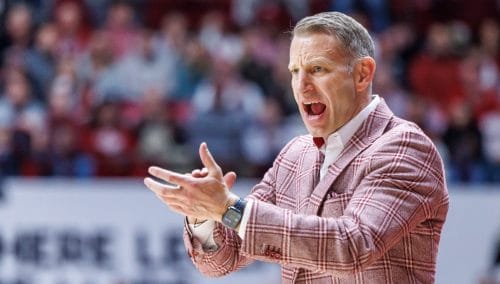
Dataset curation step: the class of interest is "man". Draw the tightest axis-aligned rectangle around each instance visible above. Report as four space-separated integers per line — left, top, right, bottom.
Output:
144 12 449 283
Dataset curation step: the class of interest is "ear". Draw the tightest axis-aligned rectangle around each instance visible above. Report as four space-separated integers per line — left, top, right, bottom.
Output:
353 57 376 93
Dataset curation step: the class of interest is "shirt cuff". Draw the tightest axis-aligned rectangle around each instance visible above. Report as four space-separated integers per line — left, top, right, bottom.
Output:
188 220 217 250
238 199 253 240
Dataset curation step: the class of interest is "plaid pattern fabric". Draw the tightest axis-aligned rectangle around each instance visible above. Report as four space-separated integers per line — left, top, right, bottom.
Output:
184 99 449 283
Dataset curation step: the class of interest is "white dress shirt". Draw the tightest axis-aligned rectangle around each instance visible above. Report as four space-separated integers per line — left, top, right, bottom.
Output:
189 95 381 249
320 95 380 178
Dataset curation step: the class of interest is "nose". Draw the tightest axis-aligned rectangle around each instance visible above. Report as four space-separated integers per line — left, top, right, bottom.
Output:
297 70 313 94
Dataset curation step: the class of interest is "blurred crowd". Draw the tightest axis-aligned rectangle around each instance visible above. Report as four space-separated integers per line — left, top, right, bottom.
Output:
0 0 499 184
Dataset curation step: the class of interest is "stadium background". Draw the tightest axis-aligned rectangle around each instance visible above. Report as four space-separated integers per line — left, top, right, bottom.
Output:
0 0 499 283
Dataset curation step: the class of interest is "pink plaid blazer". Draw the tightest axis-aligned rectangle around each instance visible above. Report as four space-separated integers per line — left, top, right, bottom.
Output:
184 99 449 283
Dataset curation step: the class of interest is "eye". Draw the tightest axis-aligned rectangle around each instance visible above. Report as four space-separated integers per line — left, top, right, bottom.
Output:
290 68 299 75
312 66 323 73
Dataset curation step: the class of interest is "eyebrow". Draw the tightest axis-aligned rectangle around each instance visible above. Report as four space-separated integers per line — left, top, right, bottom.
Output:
288 55 337 70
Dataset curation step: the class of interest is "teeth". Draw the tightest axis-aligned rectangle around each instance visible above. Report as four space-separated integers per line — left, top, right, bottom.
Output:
304 102 320 105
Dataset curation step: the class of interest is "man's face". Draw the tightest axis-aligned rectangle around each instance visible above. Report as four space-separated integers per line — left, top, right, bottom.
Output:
289 33 365 139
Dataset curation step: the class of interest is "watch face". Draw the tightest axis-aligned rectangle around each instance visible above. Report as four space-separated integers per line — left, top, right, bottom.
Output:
222 208 242 228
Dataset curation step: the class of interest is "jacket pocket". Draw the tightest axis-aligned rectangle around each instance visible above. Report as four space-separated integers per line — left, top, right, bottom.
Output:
319 189 353 217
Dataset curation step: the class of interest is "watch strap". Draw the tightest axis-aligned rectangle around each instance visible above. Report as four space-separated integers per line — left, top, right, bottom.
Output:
232 198 247 213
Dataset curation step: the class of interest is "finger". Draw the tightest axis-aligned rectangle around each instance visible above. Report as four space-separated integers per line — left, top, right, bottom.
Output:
144 177 179 196
192 167 209 178
169 205 202 219
199 143 222 178
155 192 189 208
223 171 237 189
164 201 191 216
148 166 193 188
155 194 209 220
163 201 200 219
169 204 188 216
155 193 185 205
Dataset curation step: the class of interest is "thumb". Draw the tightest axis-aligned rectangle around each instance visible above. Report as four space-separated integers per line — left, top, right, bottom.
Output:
199 142 223 179
223 171 237 189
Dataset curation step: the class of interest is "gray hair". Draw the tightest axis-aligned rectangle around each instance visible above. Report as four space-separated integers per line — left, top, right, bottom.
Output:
293 12 375 68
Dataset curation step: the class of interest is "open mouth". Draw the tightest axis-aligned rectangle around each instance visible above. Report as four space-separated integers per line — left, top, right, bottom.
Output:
304 102 326 116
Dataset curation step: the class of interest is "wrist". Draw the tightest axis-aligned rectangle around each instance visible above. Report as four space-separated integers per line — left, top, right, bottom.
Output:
221 197 247 229
218 193 239 221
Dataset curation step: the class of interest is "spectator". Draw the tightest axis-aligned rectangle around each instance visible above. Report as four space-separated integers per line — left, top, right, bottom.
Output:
239 25 280 97
474 19 500 119
330 0 390 33
22 122 52 176
231 0 309 28
192 56 264 119
156 12 188 59
0 125 16 176
136 88 192 174
24 22 59 102
0 68 48 175
53 0 92 59
189 56 265 172
102 0 139 59
0 68 46 133
373 63 410 118
241 97 290 176
50 122 95 176
443 104 487 183
106 29 176 102
170 37 211 101
47 75 79 126
48 62 95 177
155 12 199 100
77 29 116 107
83 101 135 176
409 22 467 117
2 3 33 70
199 11 243 65
4 3 32 50
266 35 300 115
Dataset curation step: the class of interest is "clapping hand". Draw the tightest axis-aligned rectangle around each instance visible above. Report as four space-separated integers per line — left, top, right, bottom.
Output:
144 143 238 222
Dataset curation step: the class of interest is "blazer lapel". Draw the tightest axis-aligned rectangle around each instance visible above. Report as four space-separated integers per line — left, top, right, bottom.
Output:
296 146 324 213
305 99 394 215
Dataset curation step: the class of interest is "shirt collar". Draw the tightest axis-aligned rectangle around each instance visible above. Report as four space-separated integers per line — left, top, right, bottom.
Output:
314 95 380 150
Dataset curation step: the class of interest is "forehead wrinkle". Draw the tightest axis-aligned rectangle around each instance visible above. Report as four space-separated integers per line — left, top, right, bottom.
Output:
307 49 338 64
289 35 343 69
289 47 341 69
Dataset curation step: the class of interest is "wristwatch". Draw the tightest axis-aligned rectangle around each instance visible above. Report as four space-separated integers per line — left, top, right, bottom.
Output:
221 198 247 229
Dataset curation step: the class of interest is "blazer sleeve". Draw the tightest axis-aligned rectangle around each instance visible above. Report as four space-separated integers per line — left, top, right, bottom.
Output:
239 126 449 277
182 137 299 277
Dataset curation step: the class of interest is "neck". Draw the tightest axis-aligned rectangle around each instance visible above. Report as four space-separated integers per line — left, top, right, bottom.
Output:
321 93 372 141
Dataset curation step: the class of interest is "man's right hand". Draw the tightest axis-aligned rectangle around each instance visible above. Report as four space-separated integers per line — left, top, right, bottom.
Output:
144 143 238 222
187 167 209 225
186 164 237 225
